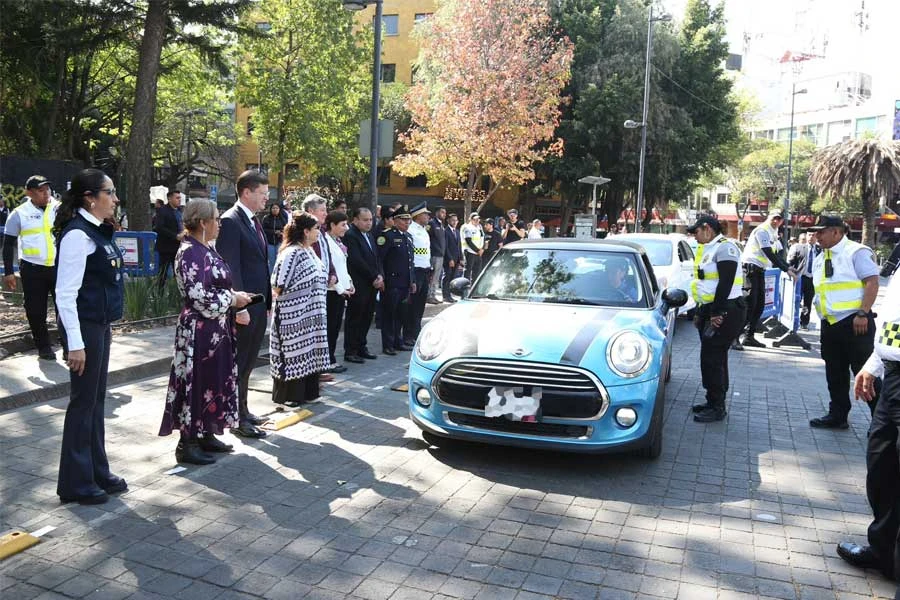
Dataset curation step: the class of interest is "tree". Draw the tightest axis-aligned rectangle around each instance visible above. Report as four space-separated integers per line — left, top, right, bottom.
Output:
810 139 900 247
236 0 371 202
392 0 574 217
728 138 817 213
124 0 255 233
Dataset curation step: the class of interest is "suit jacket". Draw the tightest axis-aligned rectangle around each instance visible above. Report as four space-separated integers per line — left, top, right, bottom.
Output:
344 224 381 287
154 204 182 254
444 226 462 263
788 242 814 276
217 204 272 309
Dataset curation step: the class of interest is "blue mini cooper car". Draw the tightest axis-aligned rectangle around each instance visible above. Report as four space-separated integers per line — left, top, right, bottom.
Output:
408 239 687 458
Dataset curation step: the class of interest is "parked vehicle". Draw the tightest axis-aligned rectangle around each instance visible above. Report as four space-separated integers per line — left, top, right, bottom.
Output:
408 239 687 458
615 233 697 315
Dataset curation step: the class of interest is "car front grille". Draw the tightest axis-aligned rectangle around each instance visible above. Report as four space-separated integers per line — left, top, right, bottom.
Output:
446 412 591 439
433 359 608 420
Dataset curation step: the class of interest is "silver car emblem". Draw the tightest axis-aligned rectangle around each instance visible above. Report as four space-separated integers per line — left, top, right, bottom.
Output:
511 347 531 357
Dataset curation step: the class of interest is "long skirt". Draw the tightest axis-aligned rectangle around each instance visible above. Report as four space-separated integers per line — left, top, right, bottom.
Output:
272 374 320 405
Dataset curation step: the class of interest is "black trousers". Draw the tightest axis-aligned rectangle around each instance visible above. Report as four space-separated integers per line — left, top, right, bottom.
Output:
697 300 746 408
57 321 115 498
344 284 376 356
821 313 878 421
235 303 267 422
157 251 176 288
326 290 346 364
867 360 900 581
403 268 430 343
464 253 482 282
742 265 765 337
799 276 815 326
381 286 408 351
20 260 57 352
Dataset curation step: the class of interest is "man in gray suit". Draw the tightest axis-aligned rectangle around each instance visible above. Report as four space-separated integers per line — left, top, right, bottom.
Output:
217 170 272 438
788 231 817 330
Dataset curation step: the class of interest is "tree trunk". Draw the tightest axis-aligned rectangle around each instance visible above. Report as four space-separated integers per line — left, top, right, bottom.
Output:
124 0 168 232
861 181 876 248
558 193 573 238
463 165 477 217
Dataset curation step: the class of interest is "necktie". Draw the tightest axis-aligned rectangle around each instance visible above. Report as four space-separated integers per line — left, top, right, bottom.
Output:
806 246 813 275
363 231 373 252
251 216 266 252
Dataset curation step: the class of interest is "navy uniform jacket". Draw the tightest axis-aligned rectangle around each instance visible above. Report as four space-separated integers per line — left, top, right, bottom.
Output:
377 227 414 289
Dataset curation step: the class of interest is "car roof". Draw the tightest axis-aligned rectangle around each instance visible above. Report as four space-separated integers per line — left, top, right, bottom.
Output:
616 233 686 242
505 238 648 256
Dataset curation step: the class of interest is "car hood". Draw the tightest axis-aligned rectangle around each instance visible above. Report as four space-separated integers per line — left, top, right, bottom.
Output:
424 299 666 384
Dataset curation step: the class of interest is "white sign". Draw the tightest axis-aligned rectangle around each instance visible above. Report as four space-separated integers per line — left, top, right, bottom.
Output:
574 214 597 239
115 237 140 266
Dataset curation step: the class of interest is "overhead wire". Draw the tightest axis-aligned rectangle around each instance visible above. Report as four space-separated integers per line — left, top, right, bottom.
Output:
650 63 735 117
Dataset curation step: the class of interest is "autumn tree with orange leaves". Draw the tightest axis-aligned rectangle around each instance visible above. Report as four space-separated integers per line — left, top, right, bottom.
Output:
392 0 574 217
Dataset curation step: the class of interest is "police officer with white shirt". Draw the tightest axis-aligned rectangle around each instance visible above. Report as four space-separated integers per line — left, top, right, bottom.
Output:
2 175 62 360
403 202 432 345
837 252 900 581
686 215 746 423
808 215 880 429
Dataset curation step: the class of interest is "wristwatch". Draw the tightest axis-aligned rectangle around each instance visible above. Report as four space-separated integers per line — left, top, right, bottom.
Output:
855 310 868 318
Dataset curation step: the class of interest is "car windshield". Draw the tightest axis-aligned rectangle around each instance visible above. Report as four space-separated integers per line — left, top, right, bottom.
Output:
625 238 673 266
469 248 647 307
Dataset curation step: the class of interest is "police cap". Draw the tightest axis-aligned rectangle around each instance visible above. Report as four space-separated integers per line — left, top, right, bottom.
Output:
686 214 722 234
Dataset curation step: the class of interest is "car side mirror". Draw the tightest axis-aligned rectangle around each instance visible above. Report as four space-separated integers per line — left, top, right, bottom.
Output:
449 277 471 297
661 287 688 310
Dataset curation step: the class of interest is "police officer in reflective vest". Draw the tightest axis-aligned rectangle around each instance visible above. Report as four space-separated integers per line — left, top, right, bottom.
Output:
403 202 432 345
376 205 415 355
686 215 746 423
808 215 880 429
839 245 900 580
2 175 62 360
739 211 796 348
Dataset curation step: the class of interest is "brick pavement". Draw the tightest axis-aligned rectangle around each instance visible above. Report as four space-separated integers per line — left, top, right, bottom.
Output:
1 314 897 600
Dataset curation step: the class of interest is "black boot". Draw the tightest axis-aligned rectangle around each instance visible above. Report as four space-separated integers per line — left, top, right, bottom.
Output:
176 440 217 465
694 405 726 423
199 434 234 453
691 402 710 413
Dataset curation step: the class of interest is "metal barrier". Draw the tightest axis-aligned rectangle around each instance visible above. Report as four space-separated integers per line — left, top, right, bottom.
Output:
762 268 810 349
113 231 158 277
760 268 782 320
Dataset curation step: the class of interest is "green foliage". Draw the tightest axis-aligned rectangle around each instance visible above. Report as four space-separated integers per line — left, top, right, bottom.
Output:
380 83 412 140
122 276 181 321
727 138 817 213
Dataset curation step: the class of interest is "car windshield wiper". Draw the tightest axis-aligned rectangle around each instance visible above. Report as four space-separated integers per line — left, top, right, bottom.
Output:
550 298 602 306
470 293 510 301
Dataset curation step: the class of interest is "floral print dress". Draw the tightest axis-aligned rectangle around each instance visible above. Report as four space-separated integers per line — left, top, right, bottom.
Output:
159 237 239 438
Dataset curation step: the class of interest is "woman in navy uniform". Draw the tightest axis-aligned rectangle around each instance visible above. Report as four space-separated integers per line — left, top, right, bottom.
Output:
376 206 415 355
53 168 126 505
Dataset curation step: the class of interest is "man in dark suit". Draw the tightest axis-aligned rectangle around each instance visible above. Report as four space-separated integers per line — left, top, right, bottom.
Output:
343 207 382 363
443 213 462 303
216 170 271 439
154 190 182 288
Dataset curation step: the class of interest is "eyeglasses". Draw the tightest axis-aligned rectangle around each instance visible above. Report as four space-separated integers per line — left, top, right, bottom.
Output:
101 188 117 196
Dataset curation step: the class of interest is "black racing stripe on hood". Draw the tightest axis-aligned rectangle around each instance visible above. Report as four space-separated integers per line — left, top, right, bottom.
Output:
560 310 608 366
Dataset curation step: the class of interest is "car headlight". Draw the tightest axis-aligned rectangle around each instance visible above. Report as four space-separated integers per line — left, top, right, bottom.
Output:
416 319 450 361
607 331 651 377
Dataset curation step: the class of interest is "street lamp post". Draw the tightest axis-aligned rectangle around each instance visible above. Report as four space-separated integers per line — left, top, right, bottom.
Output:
784 83 807 241
344 0 383 213
624 7 670 233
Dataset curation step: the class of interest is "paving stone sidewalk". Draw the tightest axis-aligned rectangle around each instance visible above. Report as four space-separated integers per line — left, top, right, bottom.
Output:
1 312 897 600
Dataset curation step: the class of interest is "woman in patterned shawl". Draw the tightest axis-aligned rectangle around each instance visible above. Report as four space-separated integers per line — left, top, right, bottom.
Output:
159 199 253 465
270 210 331 407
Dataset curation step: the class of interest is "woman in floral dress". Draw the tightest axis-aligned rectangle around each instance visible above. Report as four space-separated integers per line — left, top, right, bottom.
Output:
270 211 331 407
159 199 252 465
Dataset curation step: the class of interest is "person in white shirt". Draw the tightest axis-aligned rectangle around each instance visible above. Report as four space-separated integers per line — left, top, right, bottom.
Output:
403 202 432 344
324 210 355 373
527 219 544 239
460 212 484 281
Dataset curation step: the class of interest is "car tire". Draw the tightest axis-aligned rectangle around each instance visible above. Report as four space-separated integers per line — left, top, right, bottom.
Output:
664 357 672 383
422 431 442 447
637 411 663 459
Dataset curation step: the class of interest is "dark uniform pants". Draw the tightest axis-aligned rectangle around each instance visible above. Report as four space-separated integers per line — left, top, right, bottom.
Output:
344 283 376 356
697 299 746 408
821 313 878 421
867 360 900 581
381 286 408 351
20 260 58 352
742 264 765 337
58 321 114 498
799 276 815 327
403 267 430 343
157 251 177 288
464 252 482 282
235 303 267 421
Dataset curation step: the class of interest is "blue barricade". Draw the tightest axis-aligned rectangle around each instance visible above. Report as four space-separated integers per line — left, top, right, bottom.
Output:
113 231 158 276
760 268 782 320
777 271 803 332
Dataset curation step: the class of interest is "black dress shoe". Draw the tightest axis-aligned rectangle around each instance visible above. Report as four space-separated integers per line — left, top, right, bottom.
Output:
693 407 726 422
345 355 365 364
199 434 234 453
740 335 765 348
836 542 880 569
810 414 849 429
398 344 415 351
329 365 348 374
444 298 457 303
176 440 217 464
691 402 710 414
383 348 397 356
245 413 267 426
38 348 56 360
282 399 303 408
103 477 128 495
60 492 109 505
359 350 377 360
232 423 267 438
731 339 744 351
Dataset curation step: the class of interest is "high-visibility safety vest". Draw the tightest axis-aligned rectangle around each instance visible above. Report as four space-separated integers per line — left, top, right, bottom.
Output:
690 234 743 305
875 272 900 361
812 236 867 325
741 221 778 269
12 199 59 266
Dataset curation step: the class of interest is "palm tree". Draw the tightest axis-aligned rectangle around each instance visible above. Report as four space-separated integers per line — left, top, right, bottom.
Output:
809 138 900 247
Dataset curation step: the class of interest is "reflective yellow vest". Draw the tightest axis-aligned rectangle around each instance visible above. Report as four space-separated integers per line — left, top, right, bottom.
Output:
13 199 59 266
690 235 743 305
741 221 777 269
812 237 867 325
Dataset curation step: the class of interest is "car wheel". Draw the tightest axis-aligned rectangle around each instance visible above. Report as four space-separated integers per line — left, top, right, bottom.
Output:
664 356 672 383
422 431 443 447
637 411 663 459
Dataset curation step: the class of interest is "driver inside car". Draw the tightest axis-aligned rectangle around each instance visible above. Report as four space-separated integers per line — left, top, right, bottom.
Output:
605 257 639 302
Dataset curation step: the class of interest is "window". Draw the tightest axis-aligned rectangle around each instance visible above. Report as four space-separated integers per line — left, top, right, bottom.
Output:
405 174 427 188
716 193 729 205
856 116 879 138
246 116 254 136
799 124 824 145
380 63 396 83
414 13 432 24
377 165 391 187
776 127 795 142
284 163 300 180
246 163 268 175
255 22 271 32
379 14 399 35
827 120 852 145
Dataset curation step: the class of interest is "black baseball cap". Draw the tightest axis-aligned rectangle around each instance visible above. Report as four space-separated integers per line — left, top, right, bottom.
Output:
686 215 721 234
25 175 51 189
808 215 845 231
